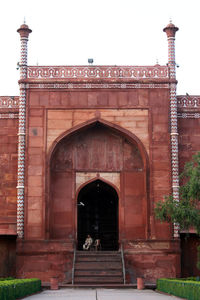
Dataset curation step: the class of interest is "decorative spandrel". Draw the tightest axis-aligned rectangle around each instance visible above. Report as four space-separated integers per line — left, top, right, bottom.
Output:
51 141 73 172
123 141 143 171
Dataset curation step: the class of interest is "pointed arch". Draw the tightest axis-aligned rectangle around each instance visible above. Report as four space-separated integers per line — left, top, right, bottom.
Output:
76 175 120 199
45 117 150 241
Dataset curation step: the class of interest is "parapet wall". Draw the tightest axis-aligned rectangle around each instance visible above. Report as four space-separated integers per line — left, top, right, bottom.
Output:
0 96 19 235
177 95 200 171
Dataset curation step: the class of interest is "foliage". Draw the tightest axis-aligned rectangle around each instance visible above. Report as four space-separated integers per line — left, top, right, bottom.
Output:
0 278 41 300
180 277 200 281
0 278 14 281
155 152 200 234
157 278 200 300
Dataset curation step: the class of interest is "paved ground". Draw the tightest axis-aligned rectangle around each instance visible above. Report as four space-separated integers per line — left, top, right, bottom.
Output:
23 288 183 300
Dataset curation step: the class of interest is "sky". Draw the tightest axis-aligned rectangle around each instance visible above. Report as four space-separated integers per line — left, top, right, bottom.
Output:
0 0 199 96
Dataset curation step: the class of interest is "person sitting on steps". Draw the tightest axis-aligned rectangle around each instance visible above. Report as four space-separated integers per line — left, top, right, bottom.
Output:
83 234 93 250
94 238 101 251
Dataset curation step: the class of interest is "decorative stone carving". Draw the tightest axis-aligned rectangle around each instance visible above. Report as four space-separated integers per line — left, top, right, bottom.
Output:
27 66 169 80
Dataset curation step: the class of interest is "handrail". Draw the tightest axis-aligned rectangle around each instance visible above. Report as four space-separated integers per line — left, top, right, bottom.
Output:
72 241 76 285
121 243 126 284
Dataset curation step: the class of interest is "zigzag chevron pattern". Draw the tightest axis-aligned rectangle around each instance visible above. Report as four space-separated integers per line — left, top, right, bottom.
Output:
167 34 180 237
17 26 31 238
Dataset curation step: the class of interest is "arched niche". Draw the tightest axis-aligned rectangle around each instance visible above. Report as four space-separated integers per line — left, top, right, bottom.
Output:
47 119 149 241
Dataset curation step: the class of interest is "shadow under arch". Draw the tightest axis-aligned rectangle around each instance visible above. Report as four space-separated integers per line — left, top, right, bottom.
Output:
77 178 119 251
47 117 149 170
46 117 150 241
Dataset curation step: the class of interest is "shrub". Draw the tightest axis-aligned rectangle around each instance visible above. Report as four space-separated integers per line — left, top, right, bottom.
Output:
0 278 14 281
181 277 200 282
0 278 41 300
157 278 200 300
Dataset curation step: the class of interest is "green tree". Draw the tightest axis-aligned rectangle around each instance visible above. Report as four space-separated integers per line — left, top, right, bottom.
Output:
155 151 200 234
155 152 200 272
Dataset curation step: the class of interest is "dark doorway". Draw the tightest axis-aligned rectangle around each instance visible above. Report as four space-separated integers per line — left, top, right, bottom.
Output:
181 233 200 277
77 180 118 251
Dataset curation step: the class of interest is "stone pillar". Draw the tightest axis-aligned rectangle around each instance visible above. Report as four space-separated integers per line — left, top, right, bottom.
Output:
16 23 32 238
163 22 179 238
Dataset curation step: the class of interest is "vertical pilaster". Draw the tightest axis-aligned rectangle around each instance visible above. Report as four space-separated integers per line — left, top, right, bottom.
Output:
17 24 32 238
163 22 179 238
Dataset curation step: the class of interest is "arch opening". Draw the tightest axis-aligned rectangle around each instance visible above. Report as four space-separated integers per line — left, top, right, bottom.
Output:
77 179 119 251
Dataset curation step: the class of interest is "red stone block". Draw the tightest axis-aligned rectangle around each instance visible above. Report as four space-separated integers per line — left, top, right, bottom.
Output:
29 154 43 165
29 127 43 137
39 92 49 106
28 176 42 187
28 186 43 197
4 174 15 181
60 92 71 106
138 89 149 106
77 92 88 106
28 165 43 176
0 136 8 143
28 147 43 155
108 92 117 106
118 92 128 106
26 225 42 238
29 117 43 126
49 92 61 106
29 108 43 116
29 92 40 106
28 197 42 210
128 90 139 105
6 119 17 127
97 93 108 106
88 92 98 106
68 94 79 107
29 137 43 147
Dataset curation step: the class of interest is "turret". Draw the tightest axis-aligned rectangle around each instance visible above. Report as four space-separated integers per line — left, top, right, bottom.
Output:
163 22 179 79
17 23 32 79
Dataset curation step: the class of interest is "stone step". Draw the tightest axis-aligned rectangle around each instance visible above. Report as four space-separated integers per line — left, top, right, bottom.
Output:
76 256 121 262
76 251 120 255
75 270 123 276
74 276 123 284
74 251 124 285
75 261 122 270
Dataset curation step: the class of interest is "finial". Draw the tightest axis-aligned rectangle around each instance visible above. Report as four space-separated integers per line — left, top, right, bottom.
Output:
163 21 179 37
17 22 32 37
156 58 159 65
169 17 172 24
24 17 26 24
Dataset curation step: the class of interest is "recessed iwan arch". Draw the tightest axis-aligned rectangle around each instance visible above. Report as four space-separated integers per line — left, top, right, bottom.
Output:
47 118 149 242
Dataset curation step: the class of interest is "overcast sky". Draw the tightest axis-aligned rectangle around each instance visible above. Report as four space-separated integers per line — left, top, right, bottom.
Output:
0 0 199 96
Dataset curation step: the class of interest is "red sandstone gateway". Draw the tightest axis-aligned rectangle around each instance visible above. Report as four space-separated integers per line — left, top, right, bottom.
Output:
0 22 200 285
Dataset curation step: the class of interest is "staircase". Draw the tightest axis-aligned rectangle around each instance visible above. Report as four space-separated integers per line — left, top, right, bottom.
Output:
73 251 124 285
